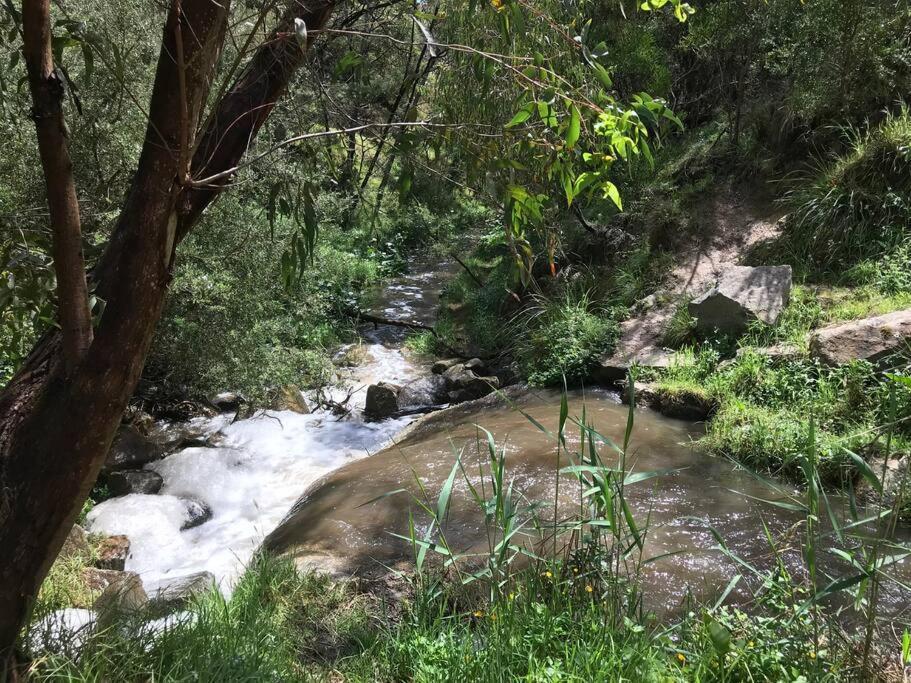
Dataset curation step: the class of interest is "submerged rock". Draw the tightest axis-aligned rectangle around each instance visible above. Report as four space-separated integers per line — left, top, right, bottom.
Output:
688 265 792 335
107 469 164 497
809 309 911 365
180 498 213 530
364 381 402 419
95 535 131 571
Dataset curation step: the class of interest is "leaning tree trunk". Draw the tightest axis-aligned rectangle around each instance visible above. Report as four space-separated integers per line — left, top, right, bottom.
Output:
0 0 336 660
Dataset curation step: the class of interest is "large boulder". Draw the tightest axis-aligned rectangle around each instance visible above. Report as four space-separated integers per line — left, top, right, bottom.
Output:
102 425 167 474
397 375 449 409
364 382 402 419
809 309 911 365
107 469 164 497
688 265 792 335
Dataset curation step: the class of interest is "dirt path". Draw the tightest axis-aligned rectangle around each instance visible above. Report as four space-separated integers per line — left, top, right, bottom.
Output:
597 189 784 379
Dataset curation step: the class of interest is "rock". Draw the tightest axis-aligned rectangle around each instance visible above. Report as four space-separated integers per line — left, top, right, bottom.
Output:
93 571 148 623
272 385 310 414
82 567 129 593
443 363 500 402
431 358 462 374
397 375 449 409
102 425 166 474
181 498 213 530
209 391 245 412
463 357 487 373
688 265 792 334
59 524 90 560
364 382 402 419
809 309 911 365
107 469 164 496
620 381 716 421
95 535 130 571
149 571 216 610
596 346 680 383
335 344 373 367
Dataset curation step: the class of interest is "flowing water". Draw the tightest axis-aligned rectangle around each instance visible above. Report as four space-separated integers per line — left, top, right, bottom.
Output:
85 264 452 594
266 388 911 618
86 259 911 622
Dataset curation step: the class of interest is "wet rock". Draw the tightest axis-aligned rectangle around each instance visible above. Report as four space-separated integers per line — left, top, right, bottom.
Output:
95 535 131 571
102 425 166 474
397 375 449 409
809 309 911 365
60 524 90 560
431 358 462 374
181 498 213 530
364 382 402 419
93 571 148 623
150 571 216 610
107 469 163 497
620 381 716 421
688 265 792 335
209 391 245 412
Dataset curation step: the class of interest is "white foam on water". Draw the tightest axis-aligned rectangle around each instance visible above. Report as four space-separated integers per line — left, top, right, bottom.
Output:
87 409 412 592
85 262 450 595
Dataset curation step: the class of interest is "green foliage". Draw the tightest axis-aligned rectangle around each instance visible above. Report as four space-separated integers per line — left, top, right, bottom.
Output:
780 108 911 274
517 293 621 386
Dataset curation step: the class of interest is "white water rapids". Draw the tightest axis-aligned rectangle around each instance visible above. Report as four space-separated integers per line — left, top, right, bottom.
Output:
85 266 451 595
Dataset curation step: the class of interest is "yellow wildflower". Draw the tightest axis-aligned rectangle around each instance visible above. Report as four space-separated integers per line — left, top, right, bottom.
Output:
543 570 553 579
490 0 505 10
585 585 594 593
472 610 484 618
808 651 816 660
489 612 497 621
676 653 686 664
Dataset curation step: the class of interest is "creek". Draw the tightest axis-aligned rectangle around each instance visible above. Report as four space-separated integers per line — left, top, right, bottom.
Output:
87 261 911 619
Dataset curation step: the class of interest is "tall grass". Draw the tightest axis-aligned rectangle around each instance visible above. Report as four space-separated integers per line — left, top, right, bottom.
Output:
782 106 911 274
24 381 911 681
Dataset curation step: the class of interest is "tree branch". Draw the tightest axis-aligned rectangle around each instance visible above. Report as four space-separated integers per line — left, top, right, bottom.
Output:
22 0 93 373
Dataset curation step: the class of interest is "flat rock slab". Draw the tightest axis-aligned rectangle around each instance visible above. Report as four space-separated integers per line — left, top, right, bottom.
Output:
689 265 792 334
810 309 911 365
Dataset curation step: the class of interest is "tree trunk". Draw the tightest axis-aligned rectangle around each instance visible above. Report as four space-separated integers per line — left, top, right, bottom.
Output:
22 0 93 373
0 0 336 659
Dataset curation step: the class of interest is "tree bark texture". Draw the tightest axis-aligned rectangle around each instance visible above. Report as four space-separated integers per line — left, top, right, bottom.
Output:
22 0 93 373
1 0 338 657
